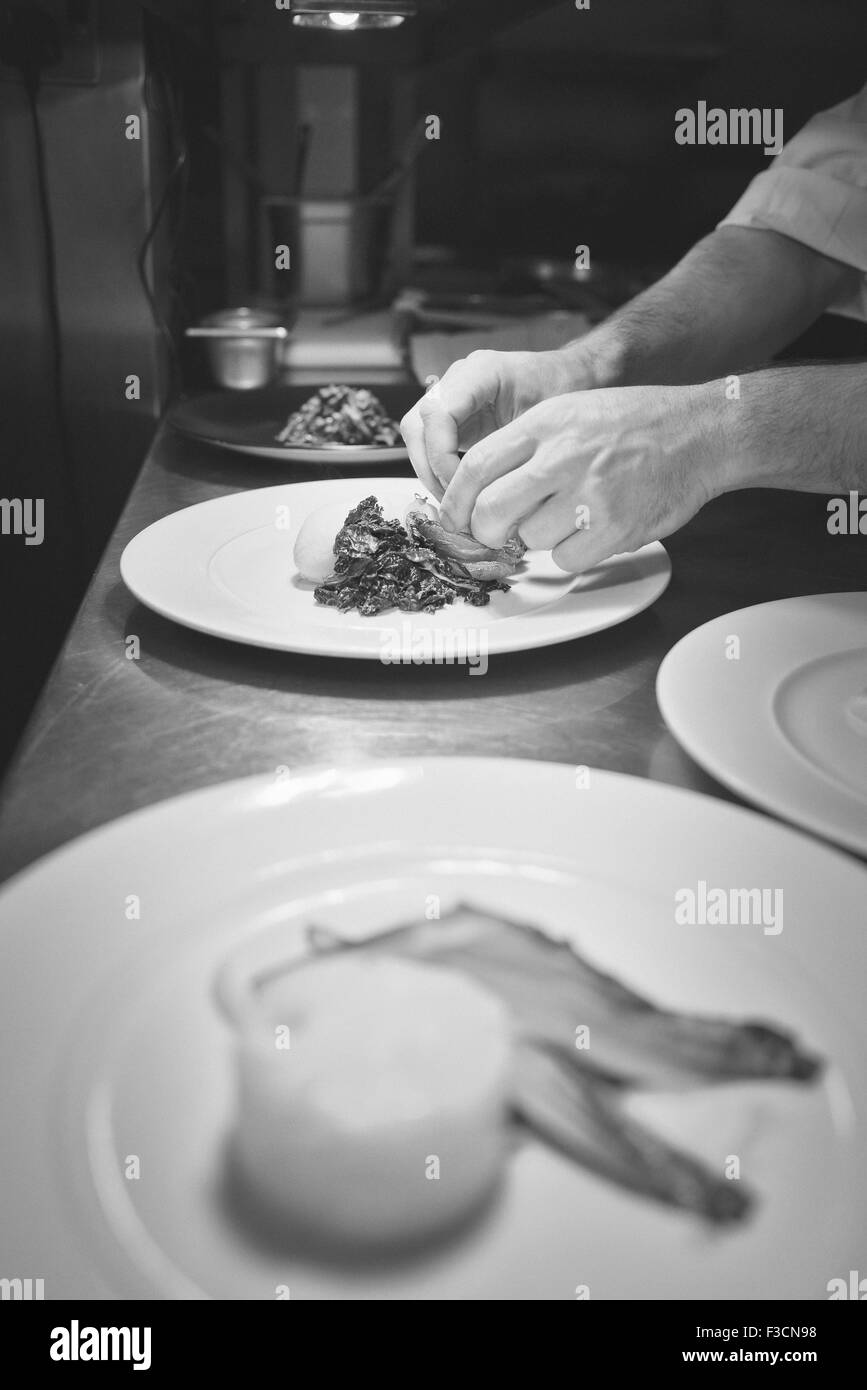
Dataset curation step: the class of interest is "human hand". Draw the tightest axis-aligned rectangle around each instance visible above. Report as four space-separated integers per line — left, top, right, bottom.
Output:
400 347 591 498
437 382 725 573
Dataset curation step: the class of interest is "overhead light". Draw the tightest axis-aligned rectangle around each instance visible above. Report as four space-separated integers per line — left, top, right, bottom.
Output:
290 1 415 29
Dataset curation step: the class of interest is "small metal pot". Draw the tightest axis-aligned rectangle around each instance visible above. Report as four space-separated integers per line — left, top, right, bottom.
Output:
186 308 288 390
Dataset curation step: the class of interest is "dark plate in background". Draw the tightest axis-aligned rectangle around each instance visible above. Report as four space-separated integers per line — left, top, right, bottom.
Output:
169 383 418 464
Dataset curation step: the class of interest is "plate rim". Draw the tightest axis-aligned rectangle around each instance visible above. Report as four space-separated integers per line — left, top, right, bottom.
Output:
656 592 867 857
171 423 409 466
2 754 864 901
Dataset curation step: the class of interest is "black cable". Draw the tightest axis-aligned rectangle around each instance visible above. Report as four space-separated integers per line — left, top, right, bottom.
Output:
136 145 187 400
137 11 191 405
24 78 87 557
24 81 70 464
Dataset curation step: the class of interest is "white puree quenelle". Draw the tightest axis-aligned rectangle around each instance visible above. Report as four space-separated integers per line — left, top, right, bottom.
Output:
232 954 514 1244
292 500 360 584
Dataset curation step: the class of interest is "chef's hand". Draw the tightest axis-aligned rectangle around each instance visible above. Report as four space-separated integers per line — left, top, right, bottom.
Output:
438 382 725 573
400 348 592 498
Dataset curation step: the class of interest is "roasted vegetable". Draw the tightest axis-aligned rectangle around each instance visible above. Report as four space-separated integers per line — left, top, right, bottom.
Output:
307 904 821 1224
407 510 526 581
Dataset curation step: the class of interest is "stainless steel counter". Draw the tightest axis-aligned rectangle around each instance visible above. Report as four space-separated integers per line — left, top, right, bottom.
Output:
0 419 862 883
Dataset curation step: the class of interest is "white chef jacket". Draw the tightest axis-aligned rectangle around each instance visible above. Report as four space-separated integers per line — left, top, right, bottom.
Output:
719 84 867 321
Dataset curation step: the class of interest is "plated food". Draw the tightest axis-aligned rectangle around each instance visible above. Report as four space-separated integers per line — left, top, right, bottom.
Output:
2 759 865 1298
294 494 525 615
275 385 403 448
225 902 820 1243
230 953 512 1245
120 478 672 658
169 384 412 465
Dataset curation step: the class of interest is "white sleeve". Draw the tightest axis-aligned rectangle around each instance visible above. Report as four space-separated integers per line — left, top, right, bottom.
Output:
718 85 867 321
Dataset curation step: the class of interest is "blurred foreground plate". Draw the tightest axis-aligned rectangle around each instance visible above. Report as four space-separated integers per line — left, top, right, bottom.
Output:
657 593 867 857
0 759 865 1299
119 478 671 658
170 385 412 465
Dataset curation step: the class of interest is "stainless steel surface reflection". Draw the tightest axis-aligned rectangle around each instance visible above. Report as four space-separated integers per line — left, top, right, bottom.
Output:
0 419 862 882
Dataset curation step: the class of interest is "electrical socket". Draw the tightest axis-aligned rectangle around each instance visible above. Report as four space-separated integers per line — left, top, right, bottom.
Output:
0 0 100 86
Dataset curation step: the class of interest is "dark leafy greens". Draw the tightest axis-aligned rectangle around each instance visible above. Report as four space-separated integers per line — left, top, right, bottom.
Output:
276 386 402 448
313 496 525 616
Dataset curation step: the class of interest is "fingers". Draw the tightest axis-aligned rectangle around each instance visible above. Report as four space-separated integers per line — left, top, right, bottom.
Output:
467 469 555 549
439 420 535 535
400 396 444 497
419 393 461 498
551 525 620 575
400 354 501 495
517 492 581 552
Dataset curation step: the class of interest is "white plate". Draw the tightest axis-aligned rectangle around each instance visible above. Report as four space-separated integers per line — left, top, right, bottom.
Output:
657 593 867 857
120 478 671 659
1 758 866 1300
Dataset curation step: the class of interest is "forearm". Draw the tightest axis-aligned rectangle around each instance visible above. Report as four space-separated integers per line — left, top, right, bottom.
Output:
709 364 867 496
561 227 858 390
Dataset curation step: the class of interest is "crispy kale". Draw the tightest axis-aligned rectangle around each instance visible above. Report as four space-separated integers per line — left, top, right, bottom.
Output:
313 496 513 616
276 386 402 448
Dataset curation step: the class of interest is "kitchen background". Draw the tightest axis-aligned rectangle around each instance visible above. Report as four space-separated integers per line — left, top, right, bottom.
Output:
0 0 864 771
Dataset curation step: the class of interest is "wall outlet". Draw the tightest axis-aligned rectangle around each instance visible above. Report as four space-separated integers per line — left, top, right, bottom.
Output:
0 0 100 86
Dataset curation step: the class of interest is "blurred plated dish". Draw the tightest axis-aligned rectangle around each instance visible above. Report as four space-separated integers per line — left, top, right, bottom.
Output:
0 759 865 1298
169 382 413 465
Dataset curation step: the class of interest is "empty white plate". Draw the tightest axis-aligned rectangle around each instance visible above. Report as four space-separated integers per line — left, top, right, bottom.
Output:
120 478 671 659
657 593 867 857
0 759 865 1299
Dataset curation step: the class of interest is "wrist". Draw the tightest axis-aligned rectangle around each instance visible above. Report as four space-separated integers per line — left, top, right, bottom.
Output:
684 379 750 500
552 326 630 393
710 371 792 492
